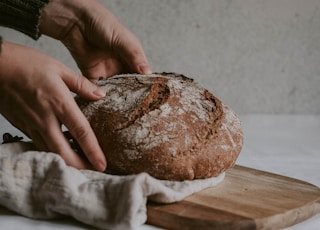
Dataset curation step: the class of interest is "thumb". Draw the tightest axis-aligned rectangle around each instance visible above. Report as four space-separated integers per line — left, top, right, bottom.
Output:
62 69 105 100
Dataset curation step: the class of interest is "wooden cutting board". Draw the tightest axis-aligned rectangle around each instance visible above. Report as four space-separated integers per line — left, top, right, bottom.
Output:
147 165 320 230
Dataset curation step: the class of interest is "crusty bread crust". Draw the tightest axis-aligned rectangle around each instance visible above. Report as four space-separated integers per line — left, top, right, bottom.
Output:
76 73 243 181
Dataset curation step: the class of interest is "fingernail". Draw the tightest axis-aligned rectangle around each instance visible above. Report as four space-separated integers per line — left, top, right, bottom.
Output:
95 160 107 172
138 64 152 74
93 87 106 98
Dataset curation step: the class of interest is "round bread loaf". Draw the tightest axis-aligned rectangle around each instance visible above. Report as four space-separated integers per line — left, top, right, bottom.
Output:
76 73 243 181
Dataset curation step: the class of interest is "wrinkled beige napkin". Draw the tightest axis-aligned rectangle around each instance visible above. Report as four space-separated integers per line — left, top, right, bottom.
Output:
0 142 224 230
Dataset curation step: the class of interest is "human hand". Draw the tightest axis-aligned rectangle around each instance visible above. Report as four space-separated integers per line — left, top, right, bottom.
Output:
0 41 107 171
39 0 151 82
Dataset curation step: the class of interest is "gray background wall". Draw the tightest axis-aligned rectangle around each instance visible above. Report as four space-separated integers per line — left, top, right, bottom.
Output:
1 0 320 114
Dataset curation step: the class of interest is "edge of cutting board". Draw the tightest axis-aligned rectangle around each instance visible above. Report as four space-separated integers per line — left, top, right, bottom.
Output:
147 165 320 230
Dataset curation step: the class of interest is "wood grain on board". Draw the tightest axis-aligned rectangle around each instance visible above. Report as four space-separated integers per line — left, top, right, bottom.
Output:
147 165 320 230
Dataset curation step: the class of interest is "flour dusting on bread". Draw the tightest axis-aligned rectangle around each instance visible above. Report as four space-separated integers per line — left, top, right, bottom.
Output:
76 73 243 181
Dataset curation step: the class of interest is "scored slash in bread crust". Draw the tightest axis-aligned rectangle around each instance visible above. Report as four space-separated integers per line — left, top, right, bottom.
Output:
76 73 243 181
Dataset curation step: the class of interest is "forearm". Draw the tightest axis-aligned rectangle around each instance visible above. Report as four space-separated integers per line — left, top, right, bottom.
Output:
0 0 49 39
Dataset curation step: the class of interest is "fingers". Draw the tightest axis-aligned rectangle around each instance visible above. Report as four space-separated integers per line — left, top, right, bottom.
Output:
115 28 152 75
30 119 91 170
33 92 107 172
59 72 107 171
0 41 105 172
62 69 106 100
2 96 93 170
28 71 107 172
91 2 152 75
57 100 107 172
79 58 124 82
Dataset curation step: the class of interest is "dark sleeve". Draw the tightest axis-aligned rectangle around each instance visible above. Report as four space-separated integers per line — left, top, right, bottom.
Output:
0 0 50 40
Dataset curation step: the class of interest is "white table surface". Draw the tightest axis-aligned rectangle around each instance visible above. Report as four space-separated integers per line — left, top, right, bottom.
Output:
0 114 319 230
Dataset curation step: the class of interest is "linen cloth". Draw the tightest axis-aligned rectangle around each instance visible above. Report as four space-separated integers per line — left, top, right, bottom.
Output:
0 142 224 230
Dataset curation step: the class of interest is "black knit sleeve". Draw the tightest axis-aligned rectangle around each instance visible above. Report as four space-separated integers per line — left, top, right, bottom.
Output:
0 0 50 40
